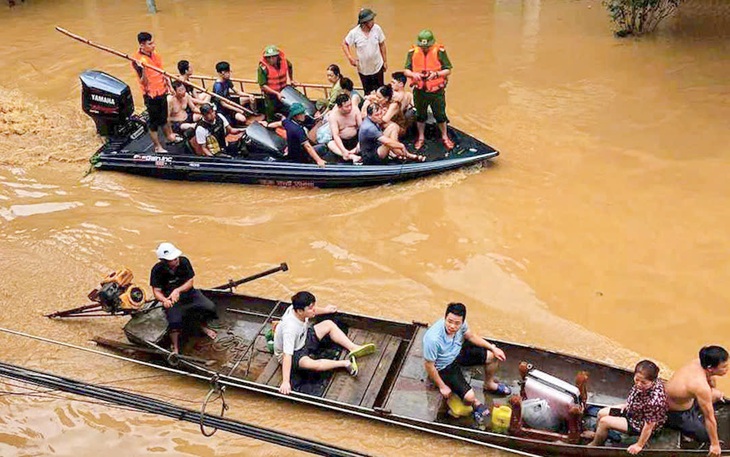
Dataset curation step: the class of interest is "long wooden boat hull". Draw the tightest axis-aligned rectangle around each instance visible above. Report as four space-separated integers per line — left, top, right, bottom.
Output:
96 290 730 456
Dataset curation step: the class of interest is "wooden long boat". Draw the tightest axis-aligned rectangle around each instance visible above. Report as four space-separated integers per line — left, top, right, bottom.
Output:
92 289 730 456
82 70 498 188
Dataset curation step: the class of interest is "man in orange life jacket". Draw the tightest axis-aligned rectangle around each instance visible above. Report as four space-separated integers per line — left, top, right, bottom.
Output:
403 30 454 151
257 45 296 122
132 32 177 153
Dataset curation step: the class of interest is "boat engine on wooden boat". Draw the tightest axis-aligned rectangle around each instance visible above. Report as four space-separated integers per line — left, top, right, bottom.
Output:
88 268 147 314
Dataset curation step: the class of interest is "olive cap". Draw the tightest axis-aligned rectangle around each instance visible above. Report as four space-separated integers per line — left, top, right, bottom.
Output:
358 8 376 24
416 29 435 47
263 45 280 57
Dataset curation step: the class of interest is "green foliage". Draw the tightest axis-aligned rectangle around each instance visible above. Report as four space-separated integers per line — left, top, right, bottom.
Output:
603 0 683 36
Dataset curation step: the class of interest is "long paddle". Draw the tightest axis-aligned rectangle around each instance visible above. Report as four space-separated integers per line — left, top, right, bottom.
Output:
137 262 290 315
55 26 256 117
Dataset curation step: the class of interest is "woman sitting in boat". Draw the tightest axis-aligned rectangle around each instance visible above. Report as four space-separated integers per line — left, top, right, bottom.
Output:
340 77 363 110
273 291 376 395
324 64 344 110
587 360 668 454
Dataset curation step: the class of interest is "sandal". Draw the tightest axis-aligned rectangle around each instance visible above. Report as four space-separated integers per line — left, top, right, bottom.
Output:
441 136 455 150
414 138 425 151
484 383 512 396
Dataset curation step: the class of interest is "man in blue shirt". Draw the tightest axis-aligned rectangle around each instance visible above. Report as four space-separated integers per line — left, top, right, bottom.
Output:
423 302 511 425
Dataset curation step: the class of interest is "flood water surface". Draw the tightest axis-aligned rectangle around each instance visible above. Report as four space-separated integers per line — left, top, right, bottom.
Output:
1 0 729 455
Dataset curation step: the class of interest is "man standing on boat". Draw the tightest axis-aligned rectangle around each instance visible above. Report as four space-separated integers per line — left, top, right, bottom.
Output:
274 291 376 395
423 303 511 427
258 45 296 122
132 32 178 153
342 8 387 96
150 242 218 355
665 346 728 457
403 30 454 151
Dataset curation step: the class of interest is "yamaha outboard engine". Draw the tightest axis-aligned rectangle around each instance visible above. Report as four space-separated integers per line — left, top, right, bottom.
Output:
80 70 135 137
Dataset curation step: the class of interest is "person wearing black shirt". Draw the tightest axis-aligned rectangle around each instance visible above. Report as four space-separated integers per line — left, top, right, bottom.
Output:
150 242 217 354
268 103 327 166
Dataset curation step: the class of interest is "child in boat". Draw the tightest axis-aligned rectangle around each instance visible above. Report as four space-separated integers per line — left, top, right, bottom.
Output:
422 302 510 427
273 291 376 395
587 360 668 454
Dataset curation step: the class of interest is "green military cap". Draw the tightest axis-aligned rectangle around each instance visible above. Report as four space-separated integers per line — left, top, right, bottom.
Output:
416 29 435 47
263 45 280 57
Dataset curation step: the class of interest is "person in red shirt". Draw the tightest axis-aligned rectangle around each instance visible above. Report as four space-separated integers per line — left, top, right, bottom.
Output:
132 32 177 153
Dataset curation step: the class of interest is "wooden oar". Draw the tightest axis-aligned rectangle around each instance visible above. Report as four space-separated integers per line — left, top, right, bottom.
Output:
55 26 256 117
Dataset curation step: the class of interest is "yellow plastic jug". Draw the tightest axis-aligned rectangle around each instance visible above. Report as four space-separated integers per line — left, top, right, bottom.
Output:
491 404 512 433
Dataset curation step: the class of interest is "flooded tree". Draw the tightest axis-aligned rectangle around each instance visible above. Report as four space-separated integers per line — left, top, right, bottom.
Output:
604 0 683 36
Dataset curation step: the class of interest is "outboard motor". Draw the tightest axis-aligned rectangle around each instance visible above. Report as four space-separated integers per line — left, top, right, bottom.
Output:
243 121 287 159
280 85 317 118
80 70 135 137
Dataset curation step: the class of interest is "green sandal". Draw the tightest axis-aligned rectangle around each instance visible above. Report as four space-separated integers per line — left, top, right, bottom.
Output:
348 343 376 360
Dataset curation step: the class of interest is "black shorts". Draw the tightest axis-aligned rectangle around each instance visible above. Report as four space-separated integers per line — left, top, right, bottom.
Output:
437 341 488 400
164 289 218 331
292 327 321 369
620 410 642 436
666 402 710 442
342 136 358 151
358 67 385 96
171 110 195 134
144 94 168 131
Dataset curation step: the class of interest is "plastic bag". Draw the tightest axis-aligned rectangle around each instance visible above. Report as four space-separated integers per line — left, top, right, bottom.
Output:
522 398 561 432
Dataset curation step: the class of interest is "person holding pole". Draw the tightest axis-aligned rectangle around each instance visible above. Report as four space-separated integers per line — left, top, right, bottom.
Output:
132 32 178 153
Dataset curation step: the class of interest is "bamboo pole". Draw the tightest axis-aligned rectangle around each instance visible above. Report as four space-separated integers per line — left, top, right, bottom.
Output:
55 26 256 116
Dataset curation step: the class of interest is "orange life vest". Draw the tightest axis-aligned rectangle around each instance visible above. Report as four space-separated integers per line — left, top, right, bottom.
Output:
259 52 289 92
132 50 168 97
411 44 448 93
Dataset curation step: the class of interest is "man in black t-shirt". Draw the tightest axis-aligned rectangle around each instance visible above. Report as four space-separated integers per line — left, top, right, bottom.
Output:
150 242 218 354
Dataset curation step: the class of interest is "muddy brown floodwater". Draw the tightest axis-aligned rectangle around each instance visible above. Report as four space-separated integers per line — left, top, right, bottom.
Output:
1 0 729 456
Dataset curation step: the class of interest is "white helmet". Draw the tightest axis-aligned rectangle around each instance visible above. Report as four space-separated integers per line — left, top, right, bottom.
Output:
156 242 182 260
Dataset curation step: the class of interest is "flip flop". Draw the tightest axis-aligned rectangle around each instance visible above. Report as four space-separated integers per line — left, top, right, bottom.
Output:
348 356 359 377
485 383 512 396
414 138 425 151
347 343 376 360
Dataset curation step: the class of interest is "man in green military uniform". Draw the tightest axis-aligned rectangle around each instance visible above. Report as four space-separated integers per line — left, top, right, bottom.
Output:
403 30 454 151
257 45 296 121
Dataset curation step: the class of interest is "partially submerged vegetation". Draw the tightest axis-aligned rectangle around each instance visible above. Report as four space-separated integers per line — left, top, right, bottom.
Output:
604 0 683 36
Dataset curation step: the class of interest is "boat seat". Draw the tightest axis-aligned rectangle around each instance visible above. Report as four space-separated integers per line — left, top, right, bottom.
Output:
323 329 403 408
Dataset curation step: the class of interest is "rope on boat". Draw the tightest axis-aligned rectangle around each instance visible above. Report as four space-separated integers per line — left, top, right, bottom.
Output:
0 361 369 457
0 326 542 457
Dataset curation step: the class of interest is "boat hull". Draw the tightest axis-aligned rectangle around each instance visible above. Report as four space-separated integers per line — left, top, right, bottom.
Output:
94 289 730 456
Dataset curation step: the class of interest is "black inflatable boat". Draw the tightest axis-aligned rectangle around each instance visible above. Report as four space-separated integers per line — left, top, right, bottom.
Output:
82 71 499 188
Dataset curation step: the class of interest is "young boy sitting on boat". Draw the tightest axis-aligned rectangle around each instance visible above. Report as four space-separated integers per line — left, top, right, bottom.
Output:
586 360 668 454
273 291 375 395
423 302 511 427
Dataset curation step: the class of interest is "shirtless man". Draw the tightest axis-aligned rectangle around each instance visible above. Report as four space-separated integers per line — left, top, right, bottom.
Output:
177 60 211 104
387 71 414 137
167 80 200 134
665 345 728 456
328 93 361 162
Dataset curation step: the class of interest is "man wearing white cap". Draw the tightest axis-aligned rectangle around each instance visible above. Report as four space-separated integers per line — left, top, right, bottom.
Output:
150 242 218 354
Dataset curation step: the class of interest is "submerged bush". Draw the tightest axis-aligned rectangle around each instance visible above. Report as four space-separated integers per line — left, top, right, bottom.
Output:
604 0 683 36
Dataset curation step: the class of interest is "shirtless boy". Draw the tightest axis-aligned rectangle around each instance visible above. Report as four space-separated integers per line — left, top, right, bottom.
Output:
328 93 361 162
167 80 200 134
665 345 728 456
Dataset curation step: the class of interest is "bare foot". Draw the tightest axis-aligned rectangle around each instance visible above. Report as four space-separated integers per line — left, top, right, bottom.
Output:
581 430 596 440
202 326 217 340
153 147 168 153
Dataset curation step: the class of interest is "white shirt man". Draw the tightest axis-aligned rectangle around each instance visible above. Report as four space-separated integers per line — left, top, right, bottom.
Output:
342 8 387 95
